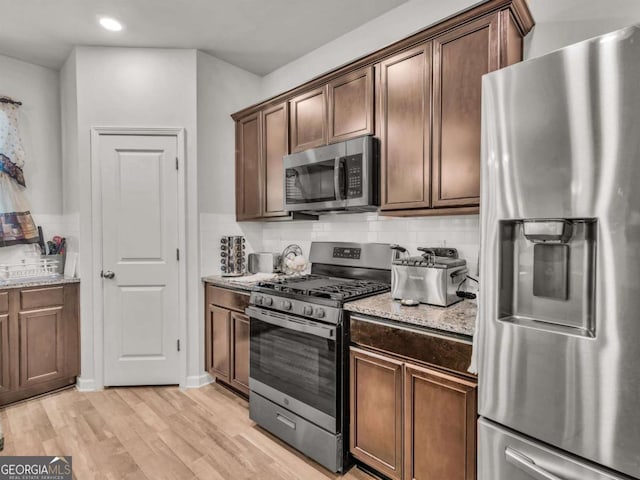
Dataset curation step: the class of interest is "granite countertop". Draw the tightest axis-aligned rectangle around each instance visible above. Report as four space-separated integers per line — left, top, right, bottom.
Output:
345 292 477 337
0 276 80 290
202 273 285 292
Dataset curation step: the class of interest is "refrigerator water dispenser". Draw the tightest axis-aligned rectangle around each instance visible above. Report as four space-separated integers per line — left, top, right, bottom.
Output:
498 219 597 336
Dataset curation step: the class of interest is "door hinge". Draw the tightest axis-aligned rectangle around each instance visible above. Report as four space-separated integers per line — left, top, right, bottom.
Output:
176 248 180 261
175 157 179 170
177 339 181 352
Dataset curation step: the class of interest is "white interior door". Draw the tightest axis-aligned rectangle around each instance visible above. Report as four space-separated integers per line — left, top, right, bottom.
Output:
100 134 180 386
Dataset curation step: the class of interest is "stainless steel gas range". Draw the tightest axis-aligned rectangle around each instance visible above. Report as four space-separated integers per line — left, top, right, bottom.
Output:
245 242 392 472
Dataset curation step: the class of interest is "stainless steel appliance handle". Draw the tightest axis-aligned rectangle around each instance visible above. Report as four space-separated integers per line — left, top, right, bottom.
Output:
334 157 345 202
505 447 564 480
451 268 469 279
246 306 336 339
276 413 296 430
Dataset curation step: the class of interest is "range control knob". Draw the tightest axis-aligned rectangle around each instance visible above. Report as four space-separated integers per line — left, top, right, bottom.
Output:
315 308 326 319
255 295 263 305
282 300 292 311
264 297 273 307
303 306 313 316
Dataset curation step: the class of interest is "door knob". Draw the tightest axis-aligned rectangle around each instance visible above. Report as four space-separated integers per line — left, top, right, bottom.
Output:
102 270 116 279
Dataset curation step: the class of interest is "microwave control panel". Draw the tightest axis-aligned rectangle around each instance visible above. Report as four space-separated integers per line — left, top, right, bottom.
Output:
344 154 363 198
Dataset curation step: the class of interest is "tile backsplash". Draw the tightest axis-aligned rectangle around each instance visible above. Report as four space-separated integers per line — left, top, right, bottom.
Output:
262 213 480 276
201 212 480 277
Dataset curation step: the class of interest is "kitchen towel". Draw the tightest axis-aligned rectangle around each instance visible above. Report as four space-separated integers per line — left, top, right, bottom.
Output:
0 99 37 247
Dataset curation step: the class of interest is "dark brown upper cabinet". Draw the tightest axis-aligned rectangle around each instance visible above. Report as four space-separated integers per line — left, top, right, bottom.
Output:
0 283 80 407
328 66 374 143
235 111 263 220
432 14 498 209
289 86 328 153
262 102 289 218
378 43 432 211
232 0 534 219
290 66 374 153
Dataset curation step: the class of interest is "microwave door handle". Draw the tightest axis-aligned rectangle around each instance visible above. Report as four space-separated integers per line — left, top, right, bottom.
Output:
334 157 344 201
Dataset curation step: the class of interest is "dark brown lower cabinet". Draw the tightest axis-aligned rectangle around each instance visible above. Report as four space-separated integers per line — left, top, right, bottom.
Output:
0 312 10 394
349 346 477 480
207 305 231 383
404 364 477 480
0 282 80 406
230 313 250 394
204 284 250 397
350 348 403 480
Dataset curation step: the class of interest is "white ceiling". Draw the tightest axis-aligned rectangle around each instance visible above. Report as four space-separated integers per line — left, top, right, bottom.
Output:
0 0 407 74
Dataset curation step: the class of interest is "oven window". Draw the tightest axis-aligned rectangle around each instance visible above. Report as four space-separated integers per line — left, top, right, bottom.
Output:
285 159 337 204
250 319 337 418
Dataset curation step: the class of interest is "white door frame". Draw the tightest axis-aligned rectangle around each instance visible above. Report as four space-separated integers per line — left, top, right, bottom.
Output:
90 127 187 389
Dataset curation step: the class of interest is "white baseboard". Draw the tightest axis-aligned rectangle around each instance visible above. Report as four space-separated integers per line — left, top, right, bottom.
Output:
76 377 100 391
184 373 213 389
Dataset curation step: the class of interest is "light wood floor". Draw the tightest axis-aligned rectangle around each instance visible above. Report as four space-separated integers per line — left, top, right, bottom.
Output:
0 383 374 480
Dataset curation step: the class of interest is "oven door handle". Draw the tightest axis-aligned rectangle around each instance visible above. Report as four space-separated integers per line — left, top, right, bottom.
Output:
246 306 337 339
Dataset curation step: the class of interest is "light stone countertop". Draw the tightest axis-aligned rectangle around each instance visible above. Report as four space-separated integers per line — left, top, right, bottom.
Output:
202 273 289 292
0 276 80 290
345 292 477 337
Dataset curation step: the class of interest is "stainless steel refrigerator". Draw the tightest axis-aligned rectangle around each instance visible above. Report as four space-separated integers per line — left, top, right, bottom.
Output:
478 25 640 480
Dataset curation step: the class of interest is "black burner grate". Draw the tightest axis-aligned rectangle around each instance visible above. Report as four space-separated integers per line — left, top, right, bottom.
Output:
257 275 389 301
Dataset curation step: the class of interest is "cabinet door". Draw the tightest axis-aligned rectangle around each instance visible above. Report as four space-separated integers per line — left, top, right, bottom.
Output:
379 43 432 211
0 313 10 393
404 364 477 480
350 347 403 480
263 102 289 218
18 307 65 388
236 111 263 221
61 283 80 378
432 14 498 208
230 312 250 395
289 86 327 153
207 305 231 382
328 66 374 143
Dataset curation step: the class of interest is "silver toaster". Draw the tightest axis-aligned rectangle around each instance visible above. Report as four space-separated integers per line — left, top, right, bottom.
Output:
248 252 282 274
391 247 468 307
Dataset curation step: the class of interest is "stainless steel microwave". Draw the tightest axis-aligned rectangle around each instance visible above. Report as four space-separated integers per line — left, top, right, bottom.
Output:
283 135 378 214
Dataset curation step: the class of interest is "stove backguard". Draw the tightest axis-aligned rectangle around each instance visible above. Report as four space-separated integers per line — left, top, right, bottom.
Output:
497 218 597 337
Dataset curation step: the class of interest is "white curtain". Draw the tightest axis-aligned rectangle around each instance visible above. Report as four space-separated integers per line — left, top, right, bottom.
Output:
0 100 38 247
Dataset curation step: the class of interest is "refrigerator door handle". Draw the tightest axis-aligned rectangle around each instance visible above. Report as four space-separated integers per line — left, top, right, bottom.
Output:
506 447 564 480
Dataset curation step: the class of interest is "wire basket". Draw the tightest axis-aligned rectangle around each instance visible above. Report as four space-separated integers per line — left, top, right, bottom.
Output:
0 258 61 282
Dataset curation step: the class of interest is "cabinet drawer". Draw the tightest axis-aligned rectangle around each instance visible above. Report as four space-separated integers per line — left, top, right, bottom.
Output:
0 292 7 314
206 284 250 312
350 314 473 376
250 393 341 472
21 286 64 310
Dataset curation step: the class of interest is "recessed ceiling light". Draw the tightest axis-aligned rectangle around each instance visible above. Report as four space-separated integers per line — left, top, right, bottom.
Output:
99 17 123 32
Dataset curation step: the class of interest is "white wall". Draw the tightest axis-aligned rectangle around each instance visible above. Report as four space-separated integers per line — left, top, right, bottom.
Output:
62 47 200 389
0 54 62 214
0 54 69 263
196 51 264 276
